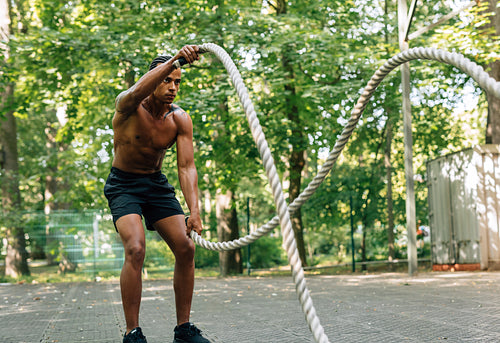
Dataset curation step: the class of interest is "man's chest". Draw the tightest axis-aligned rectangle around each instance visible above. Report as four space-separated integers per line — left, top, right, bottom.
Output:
129 110 178 150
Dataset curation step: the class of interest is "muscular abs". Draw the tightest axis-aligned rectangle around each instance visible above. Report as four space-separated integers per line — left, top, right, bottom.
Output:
112 102 179 174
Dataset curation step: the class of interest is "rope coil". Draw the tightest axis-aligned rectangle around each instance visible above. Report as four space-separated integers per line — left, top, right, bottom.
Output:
190 44 500 343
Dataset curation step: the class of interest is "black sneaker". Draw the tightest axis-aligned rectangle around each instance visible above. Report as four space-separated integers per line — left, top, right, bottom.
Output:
173 322 210 343
123 327 147 343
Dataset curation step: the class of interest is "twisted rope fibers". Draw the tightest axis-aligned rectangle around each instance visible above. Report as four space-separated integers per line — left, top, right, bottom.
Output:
190 44 500 343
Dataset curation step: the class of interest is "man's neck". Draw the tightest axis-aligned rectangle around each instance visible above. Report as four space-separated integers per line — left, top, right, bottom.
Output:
144 97 172 119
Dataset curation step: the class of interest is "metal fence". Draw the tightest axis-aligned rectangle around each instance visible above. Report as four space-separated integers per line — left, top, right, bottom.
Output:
12 210 215 278
13 210 216 278
22 210 126 276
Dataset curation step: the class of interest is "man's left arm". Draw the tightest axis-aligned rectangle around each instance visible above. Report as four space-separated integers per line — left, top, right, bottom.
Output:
175 110 203 235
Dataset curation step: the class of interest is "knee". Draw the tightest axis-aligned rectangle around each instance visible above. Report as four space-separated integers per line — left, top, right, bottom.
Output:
124 241 146 266
175 239 195 263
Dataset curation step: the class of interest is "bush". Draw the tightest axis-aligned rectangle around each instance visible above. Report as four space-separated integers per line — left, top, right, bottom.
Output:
243 236 286 269
144 239 175 268
194 245 219 268
144 236 219 269
145 234 287 271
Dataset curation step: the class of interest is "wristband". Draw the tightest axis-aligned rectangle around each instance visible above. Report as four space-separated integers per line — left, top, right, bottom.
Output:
173 60 181 69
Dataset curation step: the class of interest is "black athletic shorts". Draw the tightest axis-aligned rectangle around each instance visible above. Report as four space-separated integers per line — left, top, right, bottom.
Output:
104 167 185 231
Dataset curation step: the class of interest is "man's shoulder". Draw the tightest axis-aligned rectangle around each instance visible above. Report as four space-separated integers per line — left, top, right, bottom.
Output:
114 89 149 119
171 104 190 120
171 103 187 114
113 104 140 125
171 105 192 134
113 91 141 121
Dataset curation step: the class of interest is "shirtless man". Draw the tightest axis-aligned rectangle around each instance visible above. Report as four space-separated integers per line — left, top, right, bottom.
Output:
104 45 210 343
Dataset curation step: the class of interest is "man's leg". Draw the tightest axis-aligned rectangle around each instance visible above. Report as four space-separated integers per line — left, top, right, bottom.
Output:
155 215 195 325
116 214 146 334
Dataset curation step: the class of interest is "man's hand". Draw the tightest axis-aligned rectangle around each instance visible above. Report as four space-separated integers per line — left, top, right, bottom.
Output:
175 45 200 67
186 214 203 236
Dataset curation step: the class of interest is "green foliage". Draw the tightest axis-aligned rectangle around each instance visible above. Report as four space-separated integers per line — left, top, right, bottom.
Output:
144 234 219 269
2 0 493 275
144 238 176 269
243 236 286 269
423 2 499 65
194 245 219 269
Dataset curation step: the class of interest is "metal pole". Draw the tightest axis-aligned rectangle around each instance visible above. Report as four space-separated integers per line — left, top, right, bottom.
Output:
246 197 251 276
350 195 356 273
399 0 475 275
93 213 99 279
398 0 418 276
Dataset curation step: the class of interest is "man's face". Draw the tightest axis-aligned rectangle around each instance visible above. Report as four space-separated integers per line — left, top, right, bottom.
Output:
154 67 182 104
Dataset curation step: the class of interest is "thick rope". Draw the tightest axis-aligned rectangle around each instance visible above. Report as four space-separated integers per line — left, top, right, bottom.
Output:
192 46 500 251
190 44 500 343
195 43 328 343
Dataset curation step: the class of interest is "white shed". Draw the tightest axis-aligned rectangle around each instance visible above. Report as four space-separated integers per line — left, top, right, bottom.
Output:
426 145 500 271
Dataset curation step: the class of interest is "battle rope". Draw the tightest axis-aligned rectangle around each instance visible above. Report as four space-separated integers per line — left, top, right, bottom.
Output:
190 44 500 343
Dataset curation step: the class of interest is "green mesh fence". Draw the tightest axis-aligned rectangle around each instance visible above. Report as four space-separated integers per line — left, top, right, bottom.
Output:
23 211 123 275
21 210 175 277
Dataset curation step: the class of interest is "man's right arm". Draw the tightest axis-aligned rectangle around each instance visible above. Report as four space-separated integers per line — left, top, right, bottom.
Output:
115 45 200 116
114 61 177 116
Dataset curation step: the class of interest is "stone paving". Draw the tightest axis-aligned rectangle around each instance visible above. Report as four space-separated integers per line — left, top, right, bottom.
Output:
1 271 500 342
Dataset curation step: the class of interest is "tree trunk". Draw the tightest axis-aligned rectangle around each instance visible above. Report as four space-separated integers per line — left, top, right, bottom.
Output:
483 0 500 143
485 63 500 143
210 0 242 276
277 0 308 266
385 118 395 262
383 0 396 265
216 191 242 276
361 226 367 271
1 91 30 278
44 169 58 266
288 144 308 267
0 0 29 278
44 112 71 266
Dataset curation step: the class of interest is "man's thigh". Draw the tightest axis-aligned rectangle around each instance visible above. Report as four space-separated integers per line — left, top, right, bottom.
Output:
116 214 146 247
153 215 192 254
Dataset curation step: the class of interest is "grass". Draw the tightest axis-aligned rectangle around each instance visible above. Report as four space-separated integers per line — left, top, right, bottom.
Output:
0 263 92 284
0 258 433 284
249 260 432 277
0 262 223 284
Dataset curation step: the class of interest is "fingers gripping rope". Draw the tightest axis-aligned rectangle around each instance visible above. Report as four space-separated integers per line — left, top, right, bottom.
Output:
190 44 500 343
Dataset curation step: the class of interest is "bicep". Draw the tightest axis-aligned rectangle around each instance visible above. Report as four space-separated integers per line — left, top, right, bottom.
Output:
176 132 195 170
175 113 195 169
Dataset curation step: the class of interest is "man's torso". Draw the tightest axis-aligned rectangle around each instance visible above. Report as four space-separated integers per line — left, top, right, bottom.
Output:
111 100 181 174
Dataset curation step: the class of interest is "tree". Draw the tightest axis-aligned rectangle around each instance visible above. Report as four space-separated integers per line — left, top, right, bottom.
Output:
0 0 29 277
423 1 499 142
383 0 398 263
4 0 493 275
481 0 500 143
216 191 242 275
272 0 308 266
257 0 367 266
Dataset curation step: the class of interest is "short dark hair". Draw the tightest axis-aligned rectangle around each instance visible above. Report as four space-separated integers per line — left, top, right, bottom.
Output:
149 55 173 71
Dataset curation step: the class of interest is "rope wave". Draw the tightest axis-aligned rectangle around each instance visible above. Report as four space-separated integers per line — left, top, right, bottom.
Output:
191 44 500 343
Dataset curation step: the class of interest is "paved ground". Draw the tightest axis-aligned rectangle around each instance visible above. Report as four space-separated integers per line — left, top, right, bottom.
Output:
1 271 500 342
